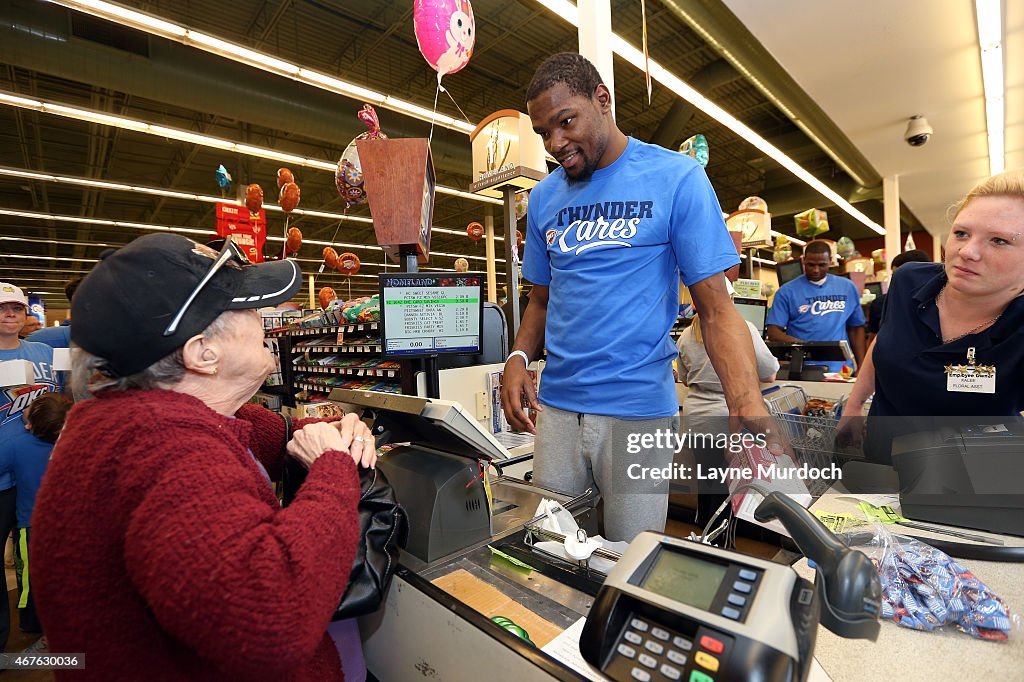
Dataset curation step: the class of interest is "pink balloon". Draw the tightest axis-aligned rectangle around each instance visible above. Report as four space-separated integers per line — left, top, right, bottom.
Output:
414 0 475 83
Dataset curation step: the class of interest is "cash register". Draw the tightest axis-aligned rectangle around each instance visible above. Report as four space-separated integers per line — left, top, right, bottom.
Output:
328 388 511 563
892 420 1024 536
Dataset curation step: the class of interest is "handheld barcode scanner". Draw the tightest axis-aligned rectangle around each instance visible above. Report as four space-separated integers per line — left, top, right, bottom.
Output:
581 488 881 682
754 491 882 640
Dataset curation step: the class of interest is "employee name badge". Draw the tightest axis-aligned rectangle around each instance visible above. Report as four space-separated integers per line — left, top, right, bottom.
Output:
945 347 996 394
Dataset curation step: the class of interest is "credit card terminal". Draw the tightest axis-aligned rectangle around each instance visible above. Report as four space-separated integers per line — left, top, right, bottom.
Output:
580 532 819 682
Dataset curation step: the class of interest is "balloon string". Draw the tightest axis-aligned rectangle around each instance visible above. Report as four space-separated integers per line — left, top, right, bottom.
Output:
282 214 290 259
442 87 472 126
318 217 345 274
641 0 652 103
428 82 441 146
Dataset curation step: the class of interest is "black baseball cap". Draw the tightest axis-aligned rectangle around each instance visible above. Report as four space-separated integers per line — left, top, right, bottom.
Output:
72 233 301 377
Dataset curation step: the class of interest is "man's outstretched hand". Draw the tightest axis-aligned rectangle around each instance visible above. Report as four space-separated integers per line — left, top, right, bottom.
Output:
501 357 542 434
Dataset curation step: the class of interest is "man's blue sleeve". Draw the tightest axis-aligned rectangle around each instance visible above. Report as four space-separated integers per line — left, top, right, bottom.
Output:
766 287 791 328
521 193 551 286
669 164 739 286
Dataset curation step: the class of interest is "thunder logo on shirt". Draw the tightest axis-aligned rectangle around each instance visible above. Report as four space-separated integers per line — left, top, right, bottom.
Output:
797 295 849 316
547 200 656 255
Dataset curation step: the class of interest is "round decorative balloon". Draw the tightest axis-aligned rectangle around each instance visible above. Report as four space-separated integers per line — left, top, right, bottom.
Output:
454 257 469 272
414 0 476 85
335 104 387 208
467 221 484 241
337 252 361 276
323 247 339 269
871 248 886 266
678 134 709 167
837 236 856 260
279 182 301 213
286 227 302 254
319 287 337 310
245 184 263 215
514 191 529 222
277 168 294 189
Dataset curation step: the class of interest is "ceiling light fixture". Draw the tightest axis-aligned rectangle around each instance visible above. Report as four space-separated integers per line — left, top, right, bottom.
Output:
0 91 502 206
51 0 475 135
975 0 1005 175
0 208 504 264
532 0 885 236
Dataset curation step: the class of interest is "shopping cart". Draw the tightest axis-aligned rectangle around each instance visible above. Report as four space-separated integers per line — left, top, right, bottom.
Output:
762 384 852 495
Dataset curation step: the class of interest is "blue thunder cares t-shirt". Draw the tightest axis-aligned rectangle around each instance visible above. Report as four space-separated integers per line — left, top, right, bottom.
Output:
522 137 739 418
0 340 59 491
766 274 865 372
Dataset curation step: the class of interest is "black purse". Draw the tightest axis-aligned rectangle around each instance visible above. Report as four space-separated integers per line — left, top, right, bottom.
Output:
283 457 409 620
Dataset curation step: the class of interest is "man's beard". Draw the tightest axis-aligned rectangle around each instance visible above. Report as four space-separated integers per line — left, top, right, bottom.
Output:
566 158 596 184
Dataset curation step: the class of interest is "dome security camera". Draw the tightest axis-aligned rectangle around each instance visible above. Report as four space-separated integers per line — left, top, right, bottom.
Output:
905 115 933 147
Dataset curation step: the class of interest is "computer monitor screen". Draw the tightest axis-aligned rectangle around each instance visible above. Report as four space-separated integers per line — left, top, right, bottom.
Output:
380 272 484 358
865 282 883 299
733 297 768 336
776 259 804 285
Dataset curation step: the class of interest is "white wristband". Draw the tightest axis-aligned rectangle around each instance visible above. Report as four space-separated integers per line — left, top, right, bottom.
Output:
507 350 530 366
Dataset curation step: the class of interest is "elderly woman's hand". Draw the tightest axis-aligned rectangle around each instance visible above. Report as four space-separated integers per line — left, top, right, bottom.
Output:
333 412 377 469
287 414 377 469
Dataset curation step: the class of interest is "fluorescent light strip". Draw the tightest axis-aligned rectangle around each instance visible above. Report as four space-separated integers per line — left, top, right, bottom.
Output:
0 92 502 206
533 0 885 236
0 208 504 264
975 0 1005 176
769 230 806 247
53 0 475 134
0 253 99 263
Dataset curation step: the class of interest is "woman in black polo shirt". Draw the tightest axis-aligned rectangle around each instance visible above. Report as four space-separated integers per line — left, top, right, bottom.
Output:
841 169 1024 463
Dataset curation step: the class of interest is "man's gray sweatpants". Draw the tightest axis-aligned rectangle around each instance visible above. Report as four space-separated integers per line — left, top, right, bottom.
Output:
533 404 679 543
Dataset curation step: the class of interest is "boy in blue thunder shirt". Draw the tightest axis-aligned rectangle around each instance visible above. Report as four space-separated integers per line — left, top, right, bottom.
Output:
500 53 773 542
0 282 60 652
766 240 866 373
0 392 74 638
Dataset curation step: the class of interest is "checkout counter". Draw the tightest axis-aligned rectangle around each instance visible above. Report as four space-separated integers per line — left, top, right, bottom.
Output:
322 382 1022 682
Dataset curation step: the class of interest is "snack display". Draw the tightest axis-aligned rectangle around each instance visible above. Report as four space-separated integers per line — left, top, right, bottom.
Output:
338 295 381 322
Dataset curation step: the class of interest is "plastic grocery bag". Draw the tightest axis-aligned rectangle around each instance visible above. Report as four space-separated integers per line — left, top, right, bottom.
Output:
839 524 1019 640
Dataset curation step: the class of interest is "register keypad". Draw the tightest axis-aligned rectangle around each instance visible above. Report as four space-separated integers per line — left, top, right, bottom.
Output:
610 615 733 681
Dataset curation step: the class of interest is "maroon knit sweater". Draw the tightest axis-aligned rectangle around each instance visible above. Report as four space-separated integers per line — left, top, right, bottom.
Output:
31 389 361 681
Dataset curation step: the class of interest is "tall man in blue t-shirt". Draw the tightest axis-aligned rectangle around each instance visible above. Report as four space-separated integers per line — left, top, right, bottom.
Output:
766 240 866 373
500 53 773 542
0 282 60 652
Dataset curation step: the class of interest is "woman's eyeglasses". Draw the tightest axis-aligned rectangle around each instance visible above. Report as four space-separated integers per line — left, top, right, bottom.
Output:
163 237 250 337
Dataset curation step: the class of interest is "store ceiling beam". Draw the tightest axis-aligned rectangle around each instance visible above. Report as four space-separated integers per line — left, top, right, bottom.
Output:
650 59 743 150
658 0 882 191
0 0 474 177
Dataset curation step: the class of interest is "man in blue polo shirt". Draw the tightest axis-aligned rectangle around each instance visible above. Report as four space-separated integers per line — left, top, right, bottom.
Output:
500 53 773 542
767 240 866 373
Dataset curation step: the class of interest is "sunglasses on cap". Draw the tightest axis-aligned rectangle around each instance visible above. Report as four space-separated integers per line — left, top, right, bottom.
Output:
163 236 251 337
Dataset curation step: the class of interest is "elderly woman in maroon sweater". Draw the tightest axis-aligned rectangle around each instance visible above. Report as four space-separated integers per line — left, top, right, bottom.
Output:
31 234 375 681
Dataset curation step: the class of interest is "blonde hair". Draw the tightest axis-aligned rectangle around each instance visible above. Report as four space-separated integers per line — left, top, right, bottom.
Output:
952 169 1024 220
687 314 705 345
